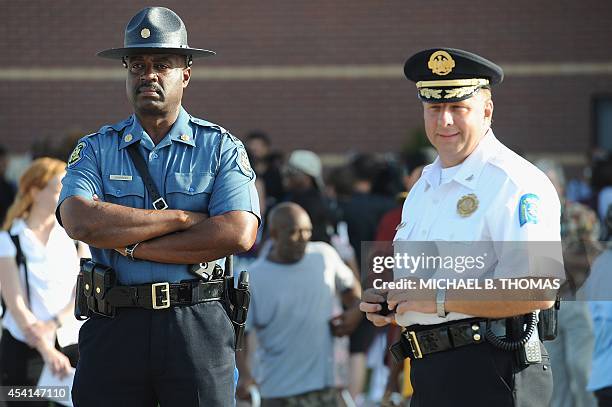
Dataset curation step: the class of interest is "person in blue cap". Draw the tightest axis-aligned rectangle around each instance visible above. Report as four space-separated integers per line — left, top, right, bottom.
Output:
57 6 260 406
360 48 563 406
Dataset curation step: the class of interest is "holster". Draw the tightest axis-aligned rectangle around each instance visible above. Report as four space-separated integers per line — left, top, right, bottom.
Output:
224 270 251 351
538 297 560 341
74 262 91 321
77 259 117 318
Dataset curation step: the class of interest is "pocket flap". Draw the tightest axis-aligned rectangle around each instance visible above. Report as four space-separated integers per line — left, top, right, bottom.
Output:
103 175 145 198
166 173 215 195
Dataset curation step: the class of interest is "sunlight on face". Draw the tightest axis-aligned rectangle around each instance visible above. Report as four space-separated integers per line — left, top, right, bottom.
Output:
422 90 493 168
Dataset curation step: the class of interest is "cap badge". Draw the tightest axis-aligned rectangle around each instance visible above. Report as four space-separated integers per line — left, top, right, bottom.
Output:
457 193 479 217
140 28 151 39
428 50 455 76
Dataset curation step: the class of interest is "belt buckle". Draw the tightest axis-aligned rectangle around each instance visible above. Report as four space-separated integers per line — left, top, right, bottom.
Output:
407 331 423 359
152 198 168 210
151 282 170 309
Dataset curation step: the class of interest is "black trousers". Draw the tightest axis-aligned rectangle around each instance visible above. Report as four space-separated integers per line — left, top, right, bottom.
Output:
409 341 553 407
0 329 77 407
596 386 612 407
72 300 236 407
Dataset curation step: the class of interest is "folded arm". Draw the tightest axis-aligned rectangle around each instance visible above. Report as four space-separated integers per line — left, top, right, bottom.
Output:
59 195 207 248
129 210 259 264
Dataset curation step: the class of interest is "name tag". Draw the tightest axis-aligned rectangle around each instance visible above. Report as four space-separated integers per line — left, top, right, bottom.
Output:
109 175 133 181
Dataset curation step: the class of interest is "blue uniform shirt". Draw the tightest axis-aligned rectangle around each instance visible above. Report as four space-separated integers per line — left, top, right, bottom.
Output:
58 106 260 285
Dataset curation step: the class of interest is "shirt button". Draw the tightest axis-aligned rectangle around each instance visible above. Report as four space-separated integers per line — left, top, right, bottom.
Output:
421 229 427 236
152 153 159 159
188 187 195 193
116 189 121 194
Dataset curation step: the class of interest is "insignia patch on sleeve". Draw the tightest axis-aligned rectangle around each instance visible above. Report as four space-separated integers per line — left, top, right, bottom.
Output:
67 141 87 168
518 193 540 227
237 148 253 176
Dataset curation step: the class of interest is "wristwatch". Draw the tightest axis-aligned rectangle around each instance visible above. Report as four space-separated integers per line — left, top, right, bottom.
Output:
125 242 140 261
436 288 447 318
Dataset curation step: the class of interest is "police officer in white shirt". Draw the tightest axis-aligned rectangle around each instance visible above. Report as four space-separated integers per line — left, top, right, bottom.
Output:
360 48 561 407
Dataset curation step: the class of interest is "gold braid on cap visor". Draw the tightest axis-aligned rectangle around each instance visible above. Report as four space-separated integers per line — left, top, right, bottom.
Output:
416 78 490 100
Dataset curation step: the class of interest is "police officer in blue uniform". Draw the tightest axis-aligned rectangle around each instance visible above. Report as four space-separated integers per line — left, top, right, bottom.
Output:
57 7 260 406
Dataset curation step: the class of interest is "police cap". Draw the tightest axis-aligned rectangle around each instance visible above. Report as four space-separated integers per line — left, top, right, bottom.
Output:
404 48 503 103
97 7 215 61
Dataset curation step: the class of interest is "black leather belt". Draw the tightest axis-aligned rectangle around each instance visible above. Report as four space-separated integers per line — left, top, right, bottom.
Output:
390 318 506 362
104 279 225 310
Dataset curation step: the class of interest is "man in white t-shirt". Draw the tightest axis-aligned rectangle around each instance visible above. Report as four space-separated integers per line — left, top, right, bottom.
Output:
236 202 361 406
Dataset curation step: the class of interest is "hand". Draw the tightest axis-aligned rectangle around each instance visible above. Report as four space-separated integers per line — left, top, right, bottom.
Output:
236 376 257 401
23 320 56 347
40 348 72 379
329 307 363 337
359 288 394 327
387 285 435 314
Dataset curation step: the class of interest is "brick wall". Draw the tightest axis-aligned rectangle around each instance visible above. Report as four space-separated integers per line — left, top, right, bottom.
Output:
1 0 611 157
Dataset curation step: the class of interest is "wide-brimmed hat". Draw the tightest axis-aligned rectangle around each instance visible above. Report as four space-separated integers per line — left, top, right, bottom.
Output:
97 7 215 60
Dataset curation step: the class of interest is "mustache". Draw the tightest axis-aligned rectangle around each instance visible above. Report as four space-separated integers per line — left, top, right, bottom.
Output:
136 83 163 95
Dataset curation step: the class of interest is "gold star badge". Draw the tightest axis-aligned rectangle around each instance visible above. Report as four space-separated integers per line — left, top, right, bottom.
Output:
457 193 479 217
180 134 190 142
141 28 151 39
124 134 133 143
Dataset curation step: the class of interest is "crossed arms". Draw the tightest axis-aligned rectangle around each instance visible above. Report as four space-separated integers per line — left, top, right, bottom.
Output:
59 195 258 263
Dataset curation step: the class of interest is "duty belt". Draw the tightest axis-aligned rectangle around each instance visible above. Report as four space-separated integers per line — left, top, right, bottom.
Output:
390 318 506 363
103 279 225 310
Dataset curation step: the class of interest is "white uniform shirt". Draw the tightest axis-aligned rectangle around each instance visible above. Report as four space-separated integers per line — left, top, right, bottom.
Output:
0 218 81 344
393 131 561 326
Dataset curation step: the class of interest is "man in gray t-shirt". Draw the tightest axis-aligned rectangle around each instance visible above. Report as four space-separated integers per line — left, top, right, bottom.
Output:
236 202 362 406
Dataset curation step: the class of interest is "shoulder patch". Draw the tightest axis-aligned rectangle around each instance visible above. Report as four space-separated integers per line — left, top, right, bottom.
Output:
518 193 540 227
67 141 87 168
237 148 253 176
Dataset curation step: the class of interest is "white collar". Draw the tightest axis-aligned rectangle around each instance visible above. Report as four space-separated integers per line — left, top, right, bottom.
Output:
421 129 501 190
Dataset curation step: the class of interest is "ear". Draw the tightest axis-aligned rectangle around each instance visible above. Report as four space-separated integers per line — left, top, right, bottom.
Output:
182 67 191 88
484 98 494 121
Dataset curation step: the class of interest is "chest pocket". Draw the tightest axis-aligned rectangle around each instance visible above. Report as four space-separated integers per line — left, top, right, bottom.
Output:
102 175 145 208
166 172 215 212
